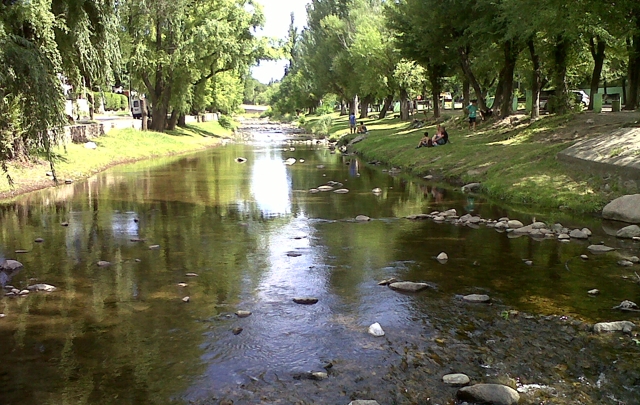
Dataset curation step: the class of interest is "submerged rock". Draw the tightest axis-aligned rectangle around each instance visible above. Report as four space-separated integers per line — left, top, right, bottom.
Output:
602 194 640 224
587 245 615 253
377 277 398 286
293 297 318 305
457 384 520 405
461 183 482 193
0 260 23 272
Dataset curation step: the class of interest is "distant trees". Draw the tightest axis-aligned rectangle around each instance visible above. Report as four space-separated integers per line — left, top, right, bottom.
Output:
271 0 640 119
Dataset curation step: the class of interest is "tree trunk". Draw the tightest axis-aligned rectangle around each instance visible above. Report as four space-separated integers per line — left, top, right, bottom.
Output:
141 99 148 130
495 40 518 118
359 95 372 119
552 35 570 114
458 46 488 111
528 38 541 119
151 105 167 131
167 109 179 130
399 88 410 120
492 66 505 115
588 36 606 110
625 34 640 110
428 69 441 119
379 94 393 119
178 114 187 127
462 78 470 115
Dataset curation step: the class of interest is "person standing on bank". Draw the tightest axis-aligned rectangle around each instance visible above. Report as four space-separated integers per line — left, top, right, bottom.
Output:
467 100 478 131
349 112 357 134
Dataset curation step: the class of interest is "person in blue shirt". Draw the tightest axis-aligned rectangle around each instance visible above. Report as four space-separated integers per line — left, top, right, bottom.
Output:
349 112 357 134
467 100 478 131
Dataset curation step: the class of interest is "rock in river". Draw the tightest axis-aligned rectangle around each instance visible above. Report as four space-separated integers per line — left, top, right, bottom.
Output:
436 252 448 261
333 188 349 194
355 215 371 222
389 281 432 293
348 401 380 405
97 261 111 267
368 322 385 337
587 244 615 253
457 384 520 405
569 229 589 239
443 373 470 386
293 297 318 305
0 260 23 272
27 283 56 292
235 310 252 318
593 321 635 333
616 225 640 239
602 194 640 224
463 294 491 303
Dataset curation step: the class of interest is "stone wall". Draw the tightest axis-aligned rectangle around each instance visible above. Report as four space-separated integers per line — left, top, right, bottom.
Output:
64 123 105 144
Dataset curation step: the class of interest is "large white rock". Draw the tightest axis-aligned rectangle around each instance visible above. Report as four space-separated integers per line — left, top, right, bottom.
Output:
602 194 640 224
27 283 56 292
368 322 385 337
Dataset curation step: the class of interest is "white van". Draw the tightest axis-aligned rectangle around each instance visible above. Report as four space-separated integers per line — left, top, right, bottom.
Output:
131 98 143 119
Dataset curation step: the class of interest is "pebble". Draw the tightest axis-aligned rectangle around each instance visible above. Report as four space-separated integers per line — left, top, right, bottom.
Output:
588 289 600 295
182 296 190 303
293 297 319 305
235 310 252 318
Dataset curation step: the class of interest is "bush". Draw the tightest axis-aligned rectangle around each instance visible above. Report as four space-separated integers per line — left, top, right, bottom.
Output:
312 114 333 137
119 95 128 111
218 114 233 129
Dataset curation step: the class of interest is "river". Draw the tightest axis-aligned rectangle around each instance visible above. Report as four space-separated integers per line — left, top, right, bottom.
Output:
0 131 639 404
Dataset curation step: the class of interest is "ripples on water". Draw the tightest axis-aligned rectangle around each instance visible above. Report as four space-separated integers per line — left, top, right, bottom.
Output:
0 135 638 404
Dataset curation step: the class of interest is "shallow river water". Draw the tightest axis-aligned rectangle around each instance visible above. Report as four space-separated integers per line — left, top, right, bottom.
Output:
0 133 639 405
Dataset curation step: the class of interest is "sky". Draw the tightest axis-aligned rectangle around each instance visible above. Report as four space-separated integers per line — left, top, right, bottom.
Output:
251 0 311 84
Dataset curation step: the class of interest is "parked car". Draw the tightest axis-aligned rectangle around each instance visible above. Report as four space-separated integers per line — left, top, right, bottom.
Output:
539 90 589 111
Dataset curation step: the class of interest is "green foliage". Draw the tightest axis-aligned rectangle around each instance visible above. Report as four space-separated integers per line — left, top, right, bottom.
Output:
311 114 333 137
217 115 233 130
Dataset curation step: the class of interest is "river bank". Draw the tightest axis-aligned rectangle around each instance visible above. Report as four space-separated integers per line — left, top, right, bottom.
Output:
0 121 231 201
316 110 640 215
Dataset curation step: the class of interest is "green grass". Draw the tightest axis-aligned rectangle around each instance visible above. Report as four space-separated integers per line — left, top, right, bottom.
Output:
0 121 229 198
333 111 617 214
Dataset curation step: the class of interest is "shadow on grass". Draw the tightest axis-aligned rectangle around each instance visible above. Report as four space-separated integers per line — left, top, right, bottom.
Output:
168 124 228 138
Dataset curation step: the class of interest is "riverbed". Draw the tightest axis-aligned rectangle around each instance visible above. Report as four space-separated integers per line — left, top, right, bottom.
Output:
0 130 639 405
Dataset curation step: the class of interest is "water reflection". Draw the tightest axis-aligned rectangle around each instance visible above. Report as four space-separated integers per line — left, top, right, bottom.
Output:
0 142 638 404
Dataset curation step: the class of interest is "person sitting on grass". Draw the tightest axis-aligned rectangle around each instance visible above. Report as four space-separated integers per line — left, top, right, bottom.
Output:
356 122 368 134
432 124 449 146
416 132 431 148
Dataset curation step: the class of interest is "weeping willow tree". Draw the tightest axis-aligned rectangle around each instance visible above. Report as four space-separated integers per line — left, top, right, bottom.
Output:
0 0 120 183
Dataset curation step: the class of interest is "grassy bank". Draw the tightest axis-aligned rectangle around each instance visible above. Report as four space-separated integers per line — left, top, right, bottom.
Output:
312 111 632 214
0 121 231 201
